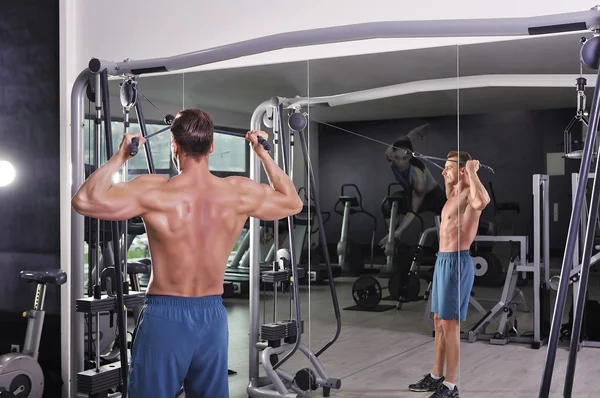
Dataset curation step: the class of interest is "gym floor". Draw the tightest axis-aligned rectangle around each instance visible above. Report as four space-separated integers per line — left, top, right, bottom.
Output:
215 266 600 398
116 259 600 398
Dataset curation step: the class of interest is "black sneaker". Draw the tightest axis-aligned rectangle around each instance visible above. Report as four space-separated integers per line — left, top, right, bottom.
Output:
428 383 459 398
409 374 445 392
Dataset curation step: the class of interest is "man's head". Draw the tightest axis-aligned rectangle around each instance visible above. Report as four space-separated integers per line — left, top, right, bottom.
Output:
386 136 414 171
442 150 472 185
170 108 214 166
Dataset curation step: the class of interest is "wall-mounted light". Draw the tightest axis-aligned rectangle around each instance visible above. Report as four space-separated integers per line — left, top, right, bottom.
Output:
0 160 16 187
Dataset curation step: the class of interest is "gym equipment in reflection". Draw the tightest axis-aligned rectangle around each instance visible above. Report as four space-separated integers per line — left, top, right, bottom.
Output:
346 215 437 312
244 102 342 398
380 183 439 273
0 269 67 398
223 127 311 296
295 187 339 284
333 184 377 276
429 174 551 350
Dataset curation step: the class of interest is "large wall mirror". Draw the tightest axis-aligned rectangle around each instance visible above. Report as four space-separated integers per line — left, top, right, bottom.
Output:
302 46 460 394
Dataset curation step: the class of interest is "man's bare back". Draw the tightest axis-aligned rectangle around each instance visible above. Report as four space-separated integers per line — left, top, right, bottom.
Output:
139 174 250 297
72 126 303 299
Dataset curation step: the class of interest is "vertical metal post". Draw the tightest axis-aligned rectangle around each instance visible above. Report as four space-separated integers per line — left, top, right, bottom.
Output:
543 176 550 286
69 69 93 398
134 100 157 174
296 125 342 356
533 175 541 344
339 202 351 268
572 172 582 301
564 109 600 397
247 109 264 389
539 66 600 398
99 69 129 397
272 112 280 324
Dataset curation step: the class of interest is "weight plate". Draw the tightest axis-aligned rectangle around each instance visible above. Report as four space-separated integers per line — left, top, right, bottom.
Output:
9 374 32 397
472 256 488 277
388 271 420 302
352 276 382 309
473 252 504 286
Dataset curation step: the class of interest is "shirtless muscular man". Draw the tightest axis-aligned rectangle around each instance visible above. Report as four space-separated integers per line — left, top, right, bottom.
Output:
72 109 303 398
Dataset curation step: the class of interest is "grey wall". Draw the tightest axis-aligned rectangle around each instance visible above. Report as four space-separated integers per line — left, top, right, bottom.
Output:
318 108 579 254
0 1 60 312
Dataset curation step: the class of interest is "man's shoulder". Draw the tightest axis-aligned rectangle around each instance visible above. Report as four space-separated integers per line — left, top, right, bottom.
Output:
133 174 169 184
130 174 169 191
223 175 254 189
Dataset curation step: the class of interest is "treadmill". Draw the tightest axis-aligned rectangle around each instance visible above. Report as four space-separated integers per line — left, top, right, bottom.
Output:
223 218 307 298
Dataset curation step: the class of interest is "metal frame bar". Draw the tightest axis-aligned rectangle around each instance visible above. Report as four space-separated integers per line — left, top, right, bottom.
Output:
66 9 600 398
540 46 600 397
87 10 600 77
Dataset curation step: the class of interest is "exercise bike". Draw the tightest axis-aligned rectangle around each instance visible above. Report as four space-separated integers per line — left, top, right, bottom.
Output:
0 269 67 398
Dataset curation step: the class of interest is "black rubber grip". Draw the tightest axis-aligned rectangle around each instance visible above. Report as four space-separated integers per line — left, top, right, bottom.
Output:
258 137 272 151
130 137 139 156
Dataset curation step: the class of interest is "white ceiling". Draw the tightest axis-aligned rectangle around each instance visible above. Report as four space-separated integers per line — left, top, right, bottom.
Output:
117 31 597 123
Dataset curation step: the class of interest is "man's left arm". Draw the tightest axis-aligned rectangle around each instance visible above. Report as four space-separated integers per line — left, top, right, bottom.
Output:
72 133 167 221
466 161 491 211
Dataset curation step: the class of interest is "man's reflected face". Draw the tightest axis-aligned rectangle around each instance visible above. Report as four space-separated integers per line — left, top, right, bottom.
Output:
390 149 412 171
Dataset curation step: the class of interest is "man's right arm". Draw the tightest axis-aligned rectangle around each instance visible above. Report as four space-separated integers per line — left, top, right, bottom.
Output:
228 152 303 221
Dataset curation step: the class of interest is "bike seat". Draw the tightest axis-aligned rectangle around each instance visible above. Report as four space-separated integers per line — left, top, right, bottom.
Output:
127 262 150 275
19 269 67 285
339 196 359 207
127 220 146 236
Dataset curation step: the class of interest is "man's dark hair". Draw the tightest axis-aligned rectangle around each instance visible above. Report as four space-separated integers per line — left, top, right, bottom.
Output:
170 108 214 160
446 150 472 167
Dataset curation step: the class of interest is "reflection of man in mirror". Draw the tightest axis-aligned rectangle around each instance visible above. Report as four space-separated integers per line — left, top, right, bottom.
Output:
379 124 446 247
409 151 490 398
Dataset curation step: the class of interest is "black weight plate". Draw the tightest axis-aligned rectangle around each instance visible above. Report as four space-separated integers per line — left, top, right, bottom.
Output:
9 374 32 398
352 276 382 309
389 271 421 301
473 252 503 287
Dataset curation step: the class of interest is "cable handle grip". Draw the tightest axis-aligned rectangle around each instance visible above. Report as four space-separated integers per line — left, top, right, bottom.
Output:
257 137 272 152
129 137 140 157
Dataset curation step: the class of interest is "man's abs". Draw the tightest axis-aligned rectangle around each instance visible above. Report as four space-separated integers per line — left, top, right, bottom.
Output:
140 177 246 297
438 193 480 252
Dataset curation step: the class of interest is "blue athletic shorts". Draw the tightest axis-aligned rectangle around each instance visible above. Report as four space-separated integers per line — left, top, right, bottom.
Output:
128 294 229 398
430 251 474 321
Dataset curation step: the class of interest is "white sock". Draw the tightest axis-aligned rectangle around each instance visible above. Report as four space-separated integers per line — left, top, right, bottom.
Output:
430 373 442 380
443 381 456 390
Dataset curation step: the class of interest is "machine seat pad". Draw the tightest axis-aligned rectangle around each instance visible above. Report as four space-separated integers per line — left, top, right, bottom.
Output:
127 262 150 275
19 269 67 285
